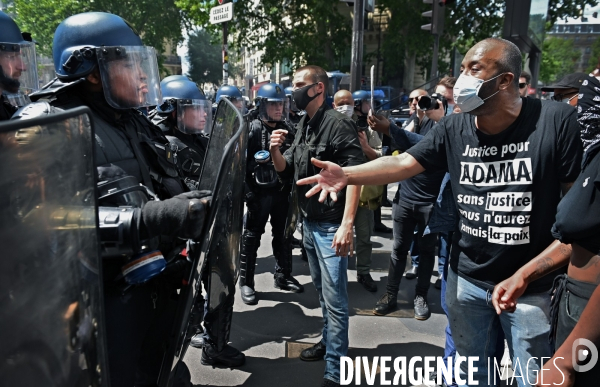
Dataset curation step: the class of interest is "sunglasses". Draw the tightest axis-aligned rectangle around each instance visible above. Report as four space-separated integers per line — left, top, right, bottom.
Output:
551 91 578 102
519 82 528 89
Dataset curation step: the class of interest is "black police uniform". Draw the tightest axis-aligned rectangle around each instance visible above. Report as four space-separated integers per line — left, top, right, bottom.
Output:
153 116 208 188
0 94 17 121
35 84 190 387
240 118 295 289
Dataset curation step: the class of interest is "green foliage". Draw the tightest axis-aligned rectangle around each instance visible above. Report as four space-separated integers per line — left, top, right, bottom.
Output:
539 37 581 83
176 0 351 72
377 0 596 84
10 0 187 60
547 0 599 27
187 29 223 86
587 37 600 73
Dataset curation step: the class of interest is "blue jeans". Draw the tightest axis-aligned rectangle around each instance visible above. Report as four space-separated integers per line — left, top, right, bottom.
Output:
446 268 552 387
303 220 349 384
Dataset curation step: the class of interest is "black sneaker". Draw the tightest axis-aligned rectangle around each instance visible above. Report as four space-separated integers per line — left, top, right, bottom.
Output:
405 265 418 279
414 295 431 320
373 223 393 233
357 273 378 292
321 378 340 387
291 236 302 248
201 344 245 367
434 273 442 290
300 341 326 361
373 292 397 315
274 274 304 293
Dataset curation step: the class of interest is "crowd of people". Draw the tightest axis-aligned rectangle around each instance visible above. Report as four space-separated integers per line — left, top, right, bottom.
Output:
1 8 600 387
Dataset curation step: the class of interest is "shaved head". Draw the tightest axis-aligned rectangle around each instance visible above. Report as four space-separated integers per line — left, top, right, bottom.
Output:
333 89 353 108
467 38 522 89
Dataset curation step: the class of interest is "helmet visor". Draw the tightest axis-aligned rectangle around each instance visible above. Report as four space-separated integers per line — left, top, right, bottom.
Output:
177 99 213 135
96 46 161 109
218 95 244 113
0 42 38 103
259 98 289 122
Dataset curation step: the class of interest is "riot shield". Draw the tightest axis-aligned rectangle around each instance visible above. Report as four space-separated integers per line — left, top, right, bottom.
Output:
0 107 107 387
159 98 247 386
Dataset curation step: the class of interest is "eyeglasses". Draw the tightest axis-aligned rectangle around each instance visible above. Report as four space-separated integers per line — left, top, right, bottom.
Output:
519 82 528 89
551 91 578 102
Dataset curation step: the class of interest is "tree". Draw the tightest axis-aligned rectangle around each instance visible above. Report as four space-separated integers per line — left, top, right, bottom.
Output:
587 36 600 73
376 0 597 87
176 0 351 72
187 29 223 86
10 0 188 62
539 37 581 83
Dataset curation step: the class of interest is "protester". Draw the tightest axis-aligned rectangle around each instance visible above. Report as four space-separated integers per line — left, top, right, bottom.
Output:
270 65 364 387
297 38 583 386
333 89 383 293
495 68 600 387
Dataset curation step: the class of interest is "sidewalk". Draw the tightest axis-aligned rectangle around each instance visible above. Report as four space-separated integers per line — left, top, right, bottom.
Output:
183 188 507 386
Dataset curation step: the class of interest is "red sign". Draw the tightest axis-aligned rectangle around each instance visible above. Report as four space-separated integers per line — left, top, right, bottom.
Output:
218 0 224 4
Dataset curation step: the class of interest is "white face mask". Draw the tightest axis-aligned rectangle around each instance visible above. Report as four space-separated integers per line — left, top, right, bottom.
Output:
335 104 354 117
453 72 504 113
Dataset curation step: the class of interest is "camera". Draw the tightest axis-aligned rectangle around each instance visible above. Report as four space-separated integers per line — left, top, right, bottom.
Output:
417 93 448 112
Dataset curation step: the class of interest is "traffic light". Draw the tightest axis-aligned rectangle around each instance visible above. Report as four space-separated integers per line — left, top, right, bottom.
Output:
421 0 446 35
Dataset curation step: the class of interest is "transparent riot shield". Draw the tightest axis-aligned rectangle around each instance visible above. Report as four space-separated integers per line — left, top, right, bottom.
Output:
0 107 107 387
158 98 247 386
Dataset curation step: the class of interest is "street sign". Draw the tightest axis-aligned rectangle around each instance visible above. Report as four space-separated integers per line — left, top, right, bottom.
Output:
210 3 233 24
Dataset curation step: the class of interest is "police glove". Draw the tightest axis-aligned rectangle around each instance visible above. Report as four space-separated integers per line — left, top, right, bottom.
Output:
141 190 212 240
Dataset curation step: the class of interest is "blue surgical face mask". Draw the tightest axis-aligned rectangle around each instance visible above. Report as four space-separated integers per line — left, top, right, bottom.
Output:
453 72 505 113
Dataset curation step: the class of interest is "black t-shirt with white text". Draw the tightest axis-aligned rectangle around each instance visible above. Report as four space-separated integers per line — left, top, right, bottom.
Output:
407 98 582 293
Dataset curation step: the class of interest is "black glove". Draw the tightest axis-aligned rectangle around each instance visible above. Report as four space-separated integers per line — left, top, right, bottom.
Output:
142 190 212 240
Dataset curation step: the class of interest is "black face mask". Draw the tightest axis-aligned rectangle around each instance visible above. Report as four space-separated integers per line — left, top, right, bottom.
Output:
292 83 321 111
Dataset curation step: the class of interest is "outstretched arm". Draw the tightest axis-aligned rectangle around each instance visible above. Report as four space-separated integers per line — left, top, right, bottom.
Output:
297 153 425 202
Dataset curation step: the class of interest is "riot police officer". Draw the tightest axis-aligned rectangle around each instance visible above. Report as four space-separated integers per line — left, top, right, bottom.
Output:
153 77 212 188
29 12 215 386
352 90 371 130
215 84 244 111
0 11 38 120
151 77 246 367
239 83 303 305
284 86 303 125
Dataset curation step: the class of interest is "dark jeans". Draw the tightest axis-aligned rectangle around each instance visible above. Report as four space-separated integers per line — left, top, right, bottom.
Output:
388 200 437 297
555 276 599 386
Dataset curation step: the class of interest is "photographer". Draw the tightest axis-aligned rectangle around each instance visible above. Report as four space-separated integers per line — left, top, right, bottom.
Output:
369 93 448 320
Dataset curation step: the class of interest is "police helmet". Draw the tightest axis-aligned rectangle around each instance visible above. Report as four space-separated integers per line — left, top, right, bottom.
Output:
256 83 289 122
283 86 299 112
160 75 190 88
158 79 212 135
0 11 39 104
352 90 371 114
52 12 161 109
215 84 244 110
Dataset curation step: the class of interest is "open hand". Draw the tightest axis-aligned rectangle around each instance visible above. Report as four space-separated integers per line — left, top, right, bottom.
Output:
296 158 348 203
